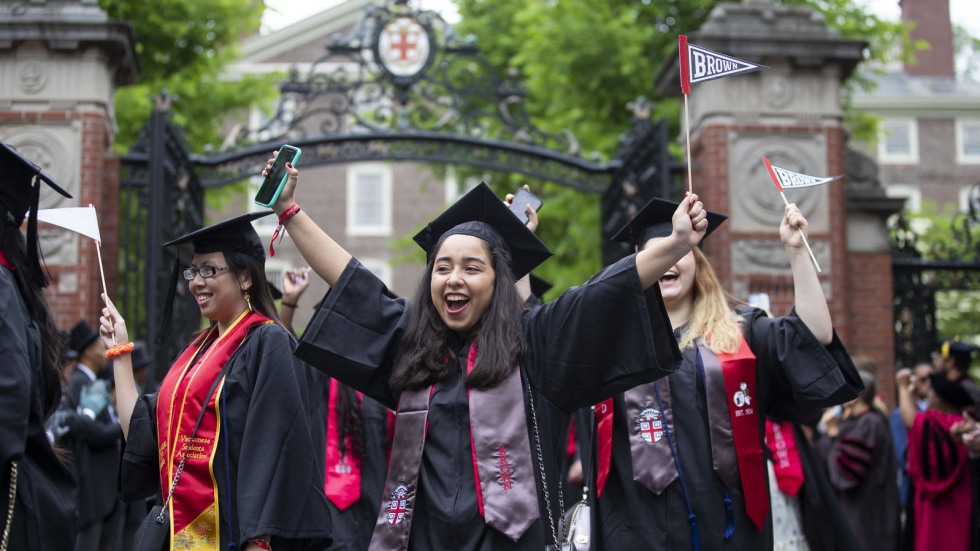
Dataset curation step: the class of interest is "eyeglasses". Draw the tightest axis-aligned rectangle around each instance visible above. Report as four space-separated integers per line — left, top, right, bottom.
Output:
182 265 229 281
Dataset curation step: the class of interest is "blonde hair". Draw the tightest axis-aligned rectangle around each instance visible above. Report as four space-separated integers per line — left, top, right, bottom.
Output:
677 248 742 355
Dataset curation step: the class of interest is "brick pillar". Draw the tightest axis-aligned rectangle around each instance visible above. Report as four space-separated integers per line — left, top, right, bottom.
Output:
0 1 137 329
655 1 880 370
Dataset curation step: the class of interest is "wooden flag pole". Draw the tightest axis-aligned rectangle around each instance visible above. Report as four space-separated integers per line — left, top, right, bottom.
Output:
684 94 693 196
88 203 116 345
778 191 821 273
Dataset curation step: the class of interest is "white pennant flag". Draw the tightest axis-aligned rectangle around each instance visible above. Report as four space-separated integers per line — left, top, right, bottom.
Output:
763 157 840 191
680 35 766 94
37 206 102 243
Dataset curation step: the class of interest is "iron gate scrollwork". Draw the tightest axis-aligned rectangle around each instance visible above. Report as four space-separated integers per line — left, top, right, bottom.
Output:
891 181 980 368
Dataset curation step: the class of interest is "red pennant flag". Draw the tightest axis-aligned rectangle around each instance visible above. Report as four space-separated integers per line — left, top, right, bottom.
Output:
679 35 766 95
762 157 840 192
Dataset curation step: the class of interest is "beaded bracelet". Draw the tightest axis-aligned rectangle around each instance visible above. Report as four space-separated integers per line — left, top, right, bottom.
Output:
270 204 301 257
249 537 272 550
105 342 135 358
281 301 298 308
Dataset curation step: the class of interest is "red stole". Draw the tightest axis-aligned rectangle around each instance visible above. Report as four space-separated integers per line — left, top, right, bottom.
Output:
0 250 13 271
765 419 804 496
714 337 769 531
324 378 363 510
156 310 271 542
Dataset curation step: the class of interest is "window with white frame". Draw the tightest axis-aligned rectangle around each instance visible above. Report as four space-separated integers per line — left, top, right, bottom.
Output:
359 258 392 288
247 175 279 233
347 164 392 236
885 184 922 213
960 185 979 214
956 119 980 164
878 119 919 164
264 259 287 297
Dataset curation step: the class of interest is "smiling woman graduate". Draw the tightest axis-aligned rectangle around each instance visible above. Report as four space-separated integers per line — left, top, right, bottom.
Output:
264 154 708 550
589 197 862 551
99 212 332 551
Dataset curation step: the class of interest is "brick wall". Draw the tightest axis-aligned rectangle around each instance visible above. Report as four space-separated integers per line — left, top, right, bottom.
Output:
847 251 897 407
902 0 955 77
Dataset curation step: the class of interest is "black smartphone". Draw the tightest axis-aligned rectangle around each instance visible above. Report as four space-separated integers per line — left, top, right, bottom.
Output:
254 145 302 207
509 188 543 224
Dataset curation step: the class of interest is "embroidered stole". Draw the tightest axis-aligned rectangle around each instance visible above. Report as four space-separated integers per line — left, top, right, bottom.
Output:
324 378 363 510
598 334 770 530
765 420 804 496
369 342 539 550
156 310 271 549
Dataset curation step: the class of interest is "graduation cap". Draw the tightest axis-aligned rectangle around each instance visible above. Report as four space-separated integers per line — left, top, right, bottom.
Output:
1 141 73 287
939 338 978 370
611 197 727 248
157 211 274 344
412 182 552 280
529 274 553 301
928 373 975 411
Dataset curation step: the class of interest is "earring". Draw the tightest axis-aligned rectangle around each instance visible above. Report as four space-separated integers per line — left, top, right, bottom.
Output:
244 290 253 311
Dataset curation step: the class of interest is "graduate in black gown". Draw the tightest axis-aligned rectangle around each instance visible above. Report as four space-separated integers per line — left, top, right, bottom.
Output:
591 198 862 551
279 266 392 551
263 155 708 550
99 212 332 551
0 142 77 550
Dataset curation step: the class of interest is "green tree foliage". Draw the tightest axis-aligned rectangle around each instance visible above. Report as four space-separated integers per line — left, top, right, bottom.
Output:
896 201 980 350
452 0 914 292
100 0 277 154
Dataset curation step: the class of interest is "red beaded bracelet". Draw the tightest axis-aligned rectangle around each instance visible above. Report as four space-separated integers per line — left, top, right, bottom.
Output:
105 342 135 358
249 537 272 550
270 204 301 257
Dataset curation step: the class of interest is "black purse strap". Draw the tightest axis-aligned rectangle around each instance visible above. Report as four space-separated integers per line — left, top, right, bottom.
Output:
157 335 240 522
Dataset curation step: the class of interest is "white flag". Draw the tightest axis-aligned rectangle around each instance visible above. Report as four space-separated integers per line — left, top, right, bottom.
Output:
763 157 840 191
680 36 766 94
37 206 101 243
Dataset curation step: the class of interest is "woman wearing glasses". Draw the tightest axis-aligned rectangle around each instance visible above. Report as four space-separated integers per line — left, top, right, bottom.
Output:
99 212 332 551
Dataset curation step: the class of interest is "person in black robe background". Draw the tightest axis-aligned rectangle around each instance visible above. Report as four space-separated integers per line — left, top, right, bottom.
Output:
0 142 77 550
280 266 391 551
266 158 708 550
100 212 332 551
587 198 862 551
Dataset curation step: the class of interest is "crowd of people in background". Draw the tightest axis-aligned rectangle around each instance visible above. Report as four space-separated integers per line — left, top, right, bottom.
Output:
3 142 979 551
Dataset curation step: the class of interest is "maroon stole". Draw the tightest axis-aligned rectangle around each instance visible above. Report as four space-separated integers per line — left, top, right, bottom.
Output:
156 310 271 545
597 334 770 531
0 250 13 271
369 342 539 550
324 378 363 510
765 420 804 496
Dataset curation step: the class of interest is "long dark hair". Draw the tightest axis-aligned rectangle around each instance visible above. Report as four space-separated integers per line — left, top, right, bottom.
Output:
390 235 528 391
223 250 281 326
0 219 63 419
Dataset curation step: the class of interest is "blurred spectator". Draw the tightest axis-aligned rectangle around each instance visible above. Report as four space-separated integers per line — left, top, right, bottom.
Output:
897 367 975 551
933 339 980 419
889 362 932 550
66 320 123 551
819 369 900 551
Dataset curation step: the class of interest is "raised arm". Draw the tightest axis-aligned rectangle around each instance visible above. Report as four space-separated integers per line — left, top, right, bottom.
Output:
99 294 135 439
781 203 832 345
635 193 707 289
895 368 917 429
268 158 352 287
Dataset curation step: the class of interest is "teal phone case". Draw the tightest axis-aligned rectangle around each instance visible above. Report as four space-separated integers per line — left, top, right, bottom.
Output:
254 146 302 207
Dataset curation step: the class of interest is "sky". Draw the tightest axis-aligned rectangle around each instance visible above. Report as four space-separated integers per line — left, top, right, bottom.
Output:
262 0 978 35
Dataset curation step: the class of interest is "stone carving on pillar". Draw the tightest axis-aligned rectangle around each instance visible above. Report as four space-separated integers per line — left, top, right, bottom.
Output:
0 128 80 267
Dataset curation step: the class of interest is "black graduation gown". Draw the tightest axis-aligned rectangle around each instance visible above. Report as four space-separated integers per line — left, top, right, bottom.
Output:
295 256 680 550
120 323 333 551
0 267 77 550
307 373 391 551
818 410 901 551
594 307 862 551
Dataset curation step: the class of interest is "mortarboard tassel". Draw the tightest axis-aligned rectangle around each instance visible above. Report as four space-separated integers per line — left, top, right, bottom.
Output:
723 490 735 539
156 259 181 345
